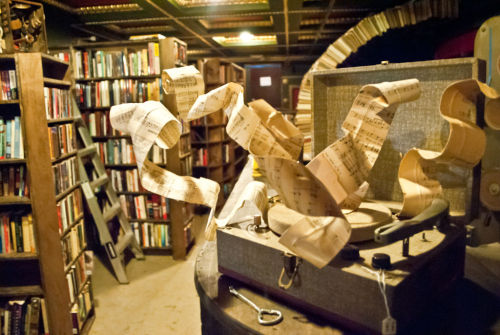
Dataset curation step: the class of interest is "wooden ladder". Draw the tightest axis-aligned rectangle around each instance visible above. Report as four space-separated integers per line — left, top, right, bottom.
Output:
75 117 145 284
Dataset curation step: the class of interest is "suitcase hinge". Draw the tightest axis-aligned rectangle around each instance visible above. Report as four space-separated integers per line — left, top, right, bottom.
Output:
278 253 301 290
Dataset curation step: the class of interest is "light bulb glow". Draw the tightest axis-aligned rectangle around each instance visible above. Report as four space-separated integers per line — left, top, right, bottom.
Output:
239 31 254 42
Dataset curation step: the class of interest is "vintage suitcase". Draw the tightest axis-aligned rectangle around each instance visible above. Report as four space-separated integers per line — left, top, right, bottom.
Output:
312 57 484 222
217 58 486 334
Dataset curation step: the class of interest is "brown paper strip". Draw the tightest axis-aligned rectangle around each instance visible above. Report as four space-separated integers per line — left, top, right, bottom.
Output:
399 79 500 217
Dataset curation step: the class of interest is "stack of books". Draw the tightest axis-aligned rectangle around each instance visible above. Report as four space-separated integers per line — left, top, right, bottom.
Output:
0 116 24 159
73 43 161 79
0 297 49 335
0 212 35 254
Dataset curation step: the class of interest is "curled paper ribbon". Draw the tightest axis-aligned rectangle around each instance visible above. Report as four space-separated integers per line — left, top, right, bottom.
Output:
306 79 421 208
162 65 204 120
398 79 500 216
110 101 220 210
186 84 304 161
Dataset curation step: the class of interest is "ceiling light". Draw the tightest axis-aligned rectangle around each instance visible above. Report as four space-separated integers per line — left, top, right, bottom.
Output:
213 34 276 47
239 31 254 42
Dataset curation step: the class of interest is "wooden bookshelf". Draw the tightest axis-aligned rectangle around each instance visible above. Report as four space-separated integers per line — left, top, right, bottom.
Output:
70 37 192 258
0 53 94 335
159 37 195 259
192 58 248 210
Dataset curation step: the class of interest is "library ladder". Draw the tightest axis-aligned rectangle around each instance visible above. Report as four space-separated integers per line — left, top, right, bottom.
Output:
75 117 145 284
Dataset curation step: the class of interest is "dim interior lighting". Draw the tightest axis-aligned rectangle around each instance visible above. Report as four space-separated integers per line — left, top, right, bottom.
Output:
239 31 254 42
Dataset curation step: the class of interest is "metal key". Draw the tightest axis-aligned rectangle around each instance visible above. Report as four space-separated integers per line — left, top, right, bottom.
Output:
229 286 283 326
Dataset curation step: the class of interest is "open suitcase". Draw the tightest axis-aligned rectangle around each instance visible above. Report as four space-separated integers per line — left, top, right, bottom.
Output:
217 58 489 334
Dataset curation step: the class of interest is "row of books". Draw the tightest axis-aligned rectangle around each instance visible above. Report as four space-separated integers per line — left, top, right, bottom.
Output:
81 110 125 138
0 297 49 335
53 51 70 63
95 139 136 165
0 212 35 254
179 155 192 176
173 40 187 66
57 188 84 236
179 135 190 156
193 147 209 166
0 116 24 159
75 78 160 108
61 220 86 269
0 70 18 101
109 168 144 193
132 222 170 248
222 143 231 163
94 139 168 166
66 252 88 305
206 63 232 86
53 156 78 196
71 282 93 335
119 194 169 220
180 119 190 135
48 123 78 160
44 87 75 120
0 166 28 198
73 43 161 79
84 110 116 137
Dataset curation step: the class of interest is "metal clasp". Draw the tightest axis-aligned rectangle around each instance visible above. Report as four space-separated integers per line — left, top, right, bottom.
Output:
278 253 301 290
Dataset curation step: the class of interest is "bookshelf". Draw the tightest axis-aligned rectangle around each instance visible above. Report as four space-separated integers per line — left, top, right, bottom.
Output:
160 37 195 260
71 37 194 259
0 53 94 335
193 58 247 210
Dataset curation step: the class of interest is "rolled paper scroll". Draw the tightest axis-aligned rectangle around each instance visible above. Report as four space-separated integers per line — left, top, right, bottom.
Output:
307 79 421 208
110 101 220 208
162 65 204 120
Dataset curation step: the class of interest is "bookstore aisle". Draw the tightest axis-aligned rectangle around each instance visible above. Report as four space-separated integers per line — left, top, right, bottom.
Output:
89 215 207 335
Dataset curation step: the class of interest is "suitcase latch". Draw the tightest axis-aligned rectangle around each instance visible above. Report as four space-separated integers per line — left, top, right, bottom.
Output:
278 253 301 290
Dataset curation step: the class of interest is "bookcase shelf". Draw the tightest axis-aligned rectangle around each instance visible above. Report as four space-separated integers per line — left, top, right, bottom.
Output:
60 214 84 237
0 158 25 164
51 150 78 164
43 77 71 88
75 74 160 82
0 196 31 205
192 58 248 210
71 37 192 258
47 116 77 125
0 52 96 335
0 252 38 260
55 181 81 202
0 99 19 105
0 285 43 298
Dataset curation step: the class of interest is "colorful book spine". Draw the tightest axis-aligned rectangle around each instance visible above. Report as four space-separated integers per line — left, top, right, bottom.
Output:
0 212 35 254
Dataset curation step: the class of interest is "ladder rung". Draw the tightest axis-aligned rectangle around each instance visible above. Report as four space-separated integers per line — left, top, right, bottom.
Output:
116 231 134 255
90 174 109 189
102 202 121 222
79 146 97 157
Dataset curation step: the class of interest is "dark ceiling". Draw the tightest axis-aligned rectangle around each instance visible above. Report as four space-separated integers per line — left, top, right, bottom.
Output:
41 0 500 68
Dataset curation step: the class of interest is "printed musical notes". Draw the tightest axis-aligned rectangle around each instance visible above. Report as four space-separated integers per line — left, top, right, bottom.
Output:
162 65 204 120
110 101 220 209
307 79 421 207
